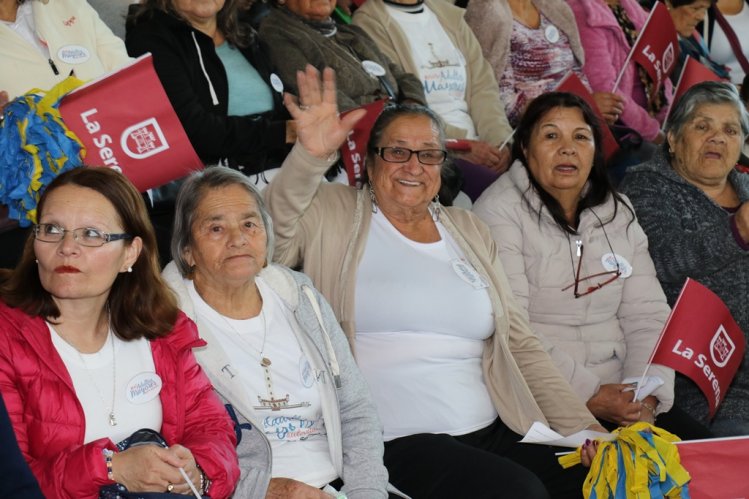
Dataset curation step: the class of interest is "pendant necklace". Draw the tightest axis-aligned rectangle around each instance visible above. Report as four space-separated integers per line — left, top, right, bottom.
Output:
76 329 118 426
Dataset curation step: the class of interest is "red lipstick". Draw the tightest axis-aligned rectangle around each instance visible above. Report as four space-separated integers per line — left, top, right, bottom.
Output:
54 266 81 274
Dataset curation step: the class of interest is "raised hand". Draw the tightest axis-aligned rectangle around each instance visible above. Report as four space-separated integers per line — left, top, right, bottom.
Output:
283 65 365 159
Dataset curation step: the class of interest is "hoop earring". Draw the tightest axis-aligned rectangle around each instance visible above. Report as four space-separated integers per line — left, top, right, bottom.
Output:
369 183 378 213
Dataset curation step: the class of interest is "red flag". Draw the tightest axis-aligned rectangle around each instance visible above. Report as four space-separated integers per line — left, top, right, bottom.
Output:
339 99 388 188
554 72 620 161
618 2 679 104
650 278 745 418
671 56 723 109
676 436 749 497
59 54 203 192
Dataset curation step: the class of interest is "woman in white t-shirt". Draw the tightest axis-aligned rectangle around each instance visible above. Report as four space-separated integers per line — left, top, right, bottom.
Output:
162 166 390 499
703 0 749 85
353 0 514 200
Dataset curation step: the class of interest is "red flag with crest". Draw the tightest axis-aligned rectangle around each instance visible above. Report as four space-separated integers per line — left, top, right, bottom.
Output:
615 2 679 105
650 278 745 418
59 54 203 192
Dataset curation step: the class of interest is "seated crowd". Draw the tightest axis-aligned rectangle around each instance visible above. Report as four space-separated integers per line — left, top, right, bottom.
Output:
1 0 749 497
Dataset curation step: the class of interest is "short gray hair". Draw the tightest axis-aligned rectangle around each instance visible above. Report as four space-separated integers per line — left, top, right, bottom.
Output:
666 81 749 149
171 167 275 276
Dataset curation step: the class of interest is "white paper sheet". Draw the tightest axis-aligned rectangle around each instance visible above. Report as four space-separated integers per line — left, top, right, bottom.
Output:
520 421 615 448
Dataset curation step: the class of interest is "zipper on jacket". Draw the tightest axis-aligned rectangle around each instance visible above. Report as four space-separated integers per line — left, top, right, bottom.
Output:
48 58 59 75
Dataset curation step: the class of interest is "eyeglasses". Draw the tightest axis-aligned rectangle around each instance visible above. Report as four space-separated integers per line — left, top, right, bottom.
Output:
33 224 133 247
374 146 447 165
562 240 621 298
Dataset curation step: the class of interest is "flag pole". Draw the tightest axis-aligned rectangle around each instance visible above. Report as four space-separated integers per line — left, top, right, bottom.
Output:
632 278 692 401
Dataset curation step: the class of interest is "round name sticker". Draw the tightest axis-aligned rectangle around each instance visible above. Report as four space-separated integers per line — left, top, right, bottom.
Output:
126 372 163 405
299 356 315 388
57 45 90 64
544 25 560 44
362 60 386 77
270 73 284 94
601 253 633 278
452 259 489 289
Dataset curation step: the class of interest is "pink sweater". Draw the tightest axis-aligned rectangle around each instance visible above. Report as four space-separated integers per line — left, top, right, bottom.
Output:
567 0 673 141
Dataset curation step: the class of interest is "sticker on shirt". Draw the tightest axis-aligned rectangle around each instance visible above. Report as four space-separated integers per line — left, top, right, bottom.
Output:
601 253 633 278
544 25 560 44
362 60 386 77
57 45 90 64
452 259 489 289
270 73 284 94
299 355 321 388
126 372 162 404
262 414 326 441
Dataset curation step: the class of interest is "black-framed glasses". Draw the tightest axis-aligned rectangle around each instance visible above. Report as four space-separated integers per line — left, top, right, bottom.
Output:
33 224 133 247
562 241 621 298
374 146 447 165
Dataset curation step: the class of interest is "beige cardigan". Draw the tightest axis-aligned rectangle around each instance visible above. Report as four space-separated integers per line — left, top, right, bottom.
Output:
352 0 512 145
265 143 598 436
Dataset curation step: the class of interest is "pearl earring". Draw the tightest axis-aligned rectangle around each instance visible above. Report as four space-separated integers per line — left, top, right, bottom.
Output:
127 267 133 273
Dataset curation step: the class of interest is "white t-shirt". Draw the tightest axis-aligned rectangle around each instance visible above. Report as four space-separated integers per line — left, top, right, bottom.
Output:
0 2 49 58
49 325 163 445
386 5 477 138
188 277 338 487
709 2 749 84
355 210 497 441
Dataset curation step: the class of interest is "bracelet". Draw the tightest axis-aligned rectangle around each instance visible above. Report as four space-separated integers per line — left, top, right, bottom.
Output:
196 462 210 495
641 401 657 418
102 449 115 481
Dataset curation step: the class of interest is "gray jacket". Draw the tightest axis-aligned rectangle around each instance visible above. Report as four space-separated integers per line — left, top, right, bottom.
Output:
163 262 389 499
620 150 749 427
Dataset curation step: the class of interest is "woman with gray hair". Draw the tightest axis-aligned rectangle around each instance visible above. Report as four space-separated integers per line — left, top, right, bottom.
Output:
620 81 749 436
162 167 390 498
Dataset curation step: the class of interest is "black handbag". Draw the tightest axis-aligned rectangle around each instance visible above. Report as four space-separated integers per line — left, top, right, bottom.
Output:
99 429 208 499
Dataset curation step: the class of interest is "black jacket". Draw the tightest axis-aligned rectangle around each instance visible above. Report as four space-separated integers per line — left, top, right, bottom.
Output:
125 8 290 173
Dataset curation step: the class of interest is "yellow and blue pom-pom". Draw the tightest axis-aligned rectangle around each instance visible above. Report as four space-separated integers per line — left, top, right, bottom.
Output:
559 422 691 499
0 78 85 227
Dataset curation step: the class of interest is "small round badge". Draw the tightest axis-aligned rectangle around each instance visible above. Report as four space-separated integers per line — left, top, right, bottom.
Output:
270 73 284 93
57 45 90 64
361 60 386 77
544 25 560 44
601 253 633 278
126 372 163 404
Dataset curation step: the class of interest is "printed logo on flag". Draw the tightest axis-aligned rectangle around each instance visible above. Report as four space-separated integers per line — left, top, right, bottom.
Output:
710 325 737 368
121 118 170 160
663 43 676 75
650 278 745 418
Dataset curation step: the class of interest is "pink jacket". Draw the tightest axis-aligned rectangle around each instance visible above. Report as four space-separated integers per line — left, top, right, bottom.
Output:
0 301 239 499
567 0 673 141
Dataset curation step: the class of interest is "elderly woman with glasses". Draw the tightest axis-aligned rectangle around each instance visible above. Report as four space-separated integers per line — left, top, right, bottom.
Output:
161 167 390 499
620 81 749 437
0 167 239 498
266 66 604 499
472 93 711 438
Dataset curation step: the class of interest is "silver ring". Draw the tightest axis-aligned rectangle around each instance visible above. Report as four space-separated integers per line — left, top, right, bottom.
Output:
166 483 174 493
298 105 310 111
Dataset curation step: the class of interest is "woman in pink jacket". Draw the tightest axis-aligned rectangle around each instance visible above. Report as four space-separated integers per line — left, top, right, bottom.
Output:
0 167 239 498
567 0 672 144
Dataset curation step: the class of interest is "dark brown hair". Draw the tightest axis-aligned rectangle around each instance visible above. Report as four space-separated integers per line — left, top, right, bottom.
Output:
0 167 179 340
129 0 251 48
512 92 633 233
